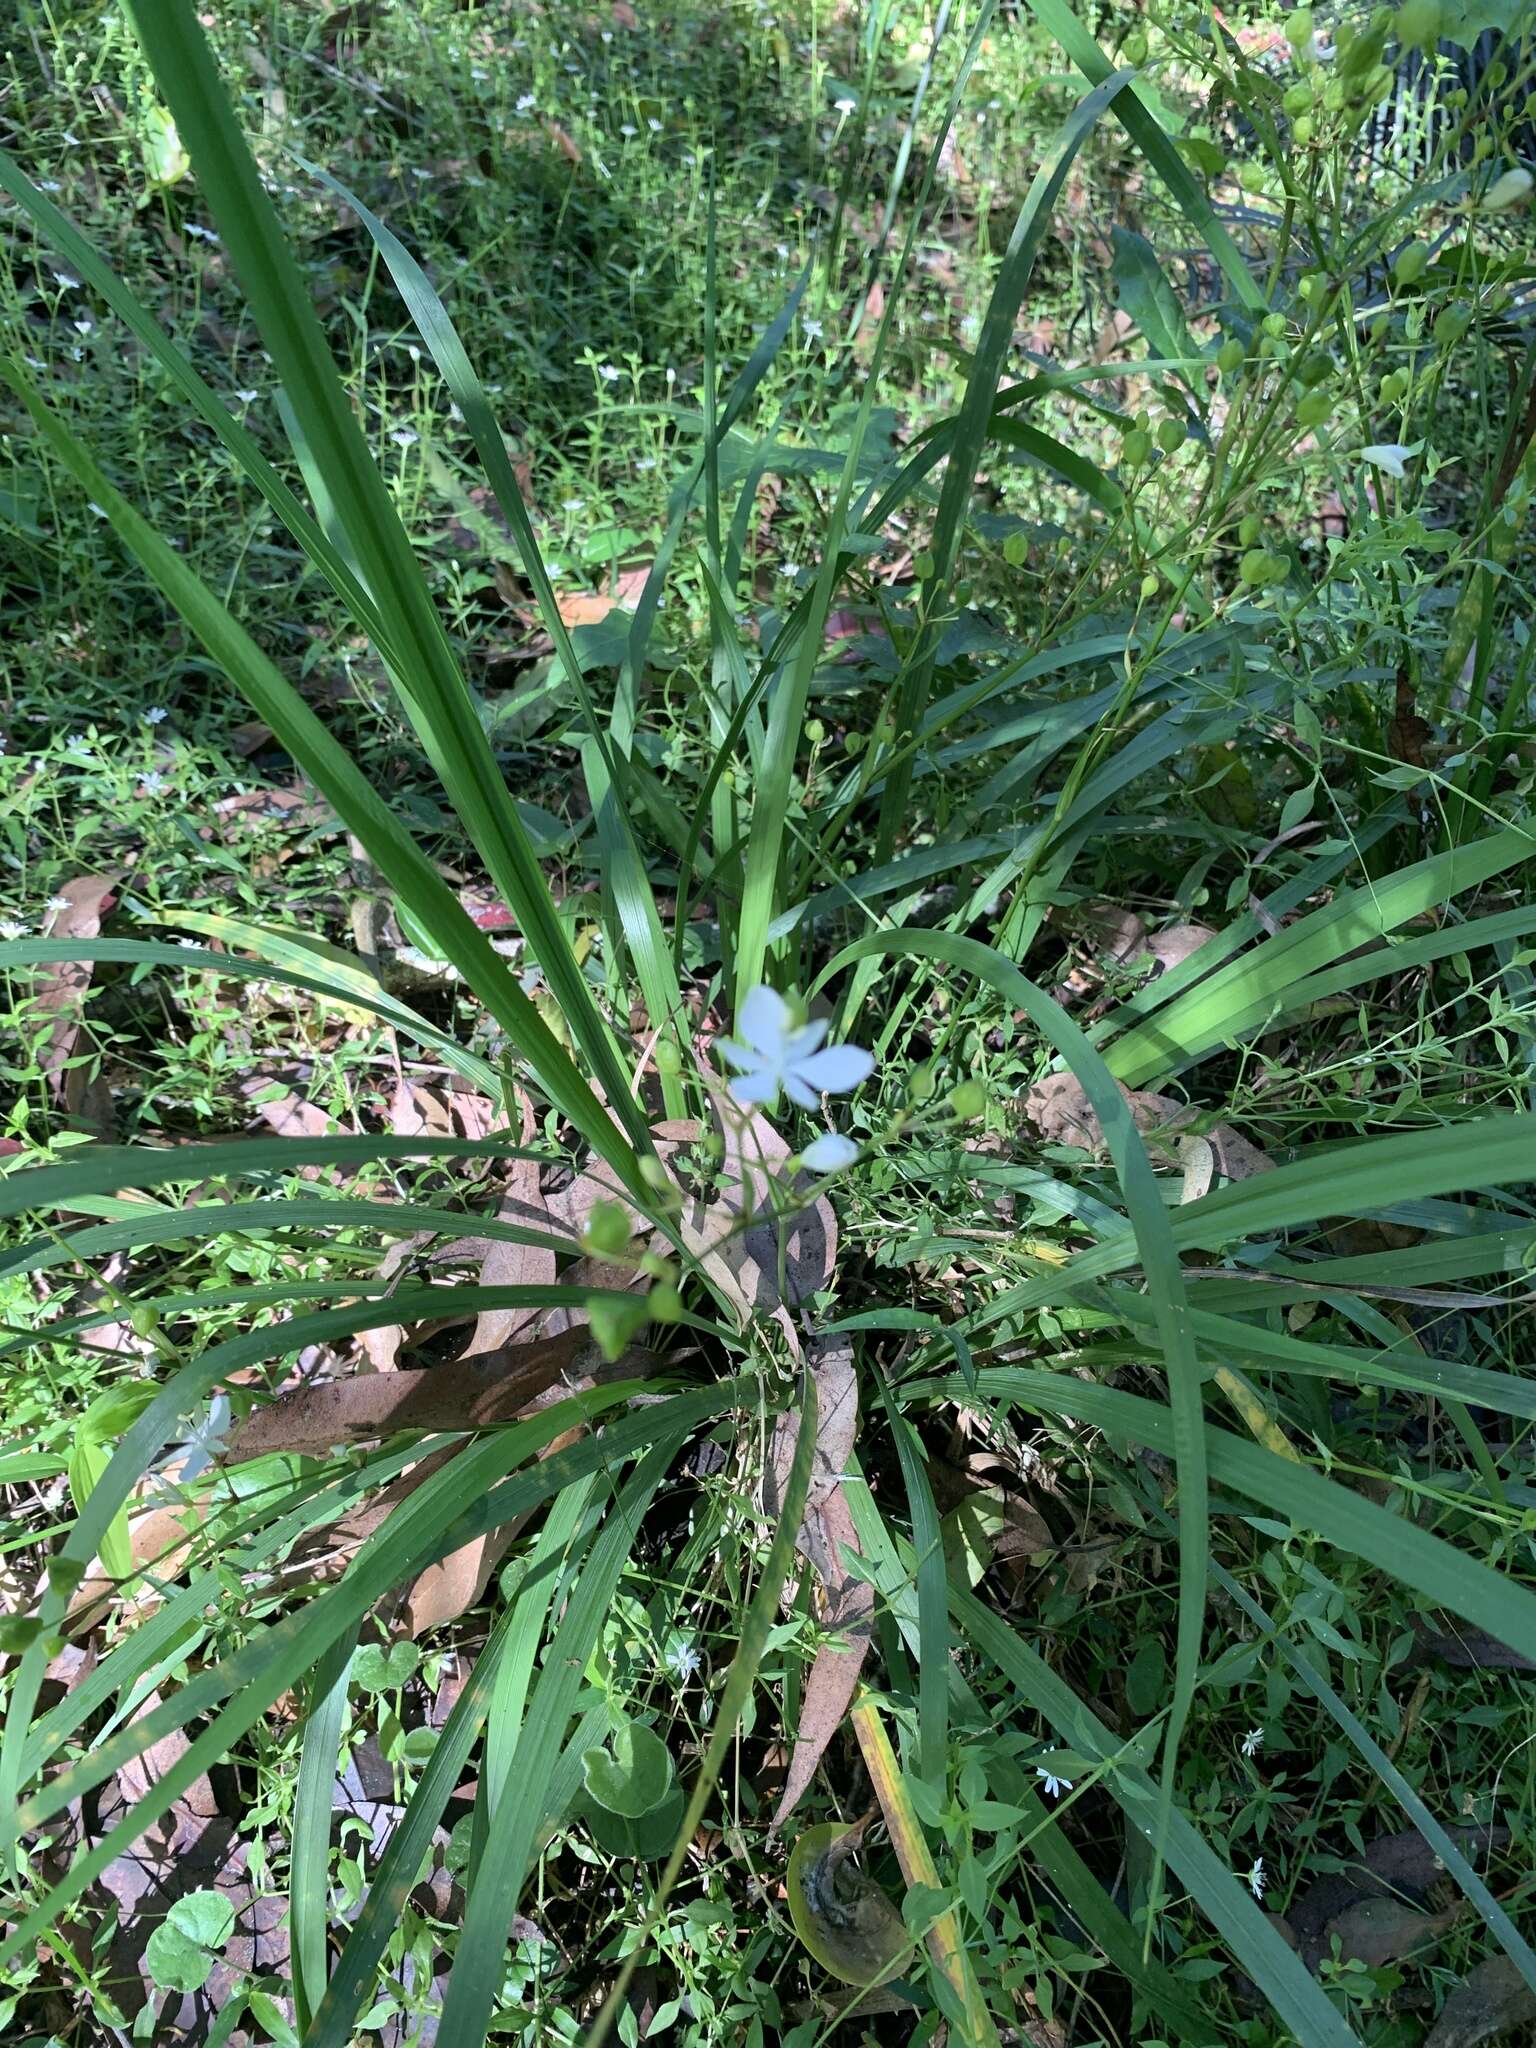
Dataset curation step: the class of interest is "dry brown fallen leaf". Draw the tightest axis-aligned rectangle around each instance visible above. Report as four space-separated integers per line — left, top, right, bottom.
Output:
1425 1956 1536 2048
1024 1071 1273 1182
37 874 119 1125
222 1326 627 1462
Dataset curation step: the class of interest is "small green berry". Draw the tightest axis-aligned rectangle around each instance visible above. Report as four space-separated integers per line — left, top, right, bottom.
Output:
1240 548 1285 587
1003 531 1029 567
129 1303 161 1338
1293 114 1314 143
1433 304 1470 348
583 1198 633 1258
1263 311 1288 339
804 718 825 744
1283 82 1312 117
1238 514 1262 546
1296 389 1332 428
1217 337 1245 375
949 1079 987 1120
648 1283 684 1324
914 550 935 580
1157 417 1187 454
1122 29 1148 63
1122 427 1152 466
1140 572 1160 600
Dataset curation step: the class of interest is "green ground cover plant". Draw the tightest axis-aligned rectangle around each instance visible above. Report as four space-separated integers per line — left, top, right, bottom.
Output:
1 0 1535 2042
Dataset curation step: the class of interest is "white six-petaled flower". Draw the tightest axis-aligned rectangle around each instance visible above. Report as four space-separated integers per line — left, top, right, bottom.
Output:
1036 1767 1073 1799
718 986 873 1111
1241 1726 1264 1758
1248 1857 1266 1899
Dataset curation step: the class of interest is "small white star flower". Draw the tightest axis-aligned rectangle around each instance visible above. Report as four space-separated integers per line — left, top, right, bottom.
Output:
801 318 823 342
52 269 81 289
596 363 620 383
45 895 71 913
65 733 92 752
1248 1857 1266 1899
1036 1768 1073 1799
835 96 856 114
0 920 27 941
1241 1726 1264 1758
390 428 419 448
143 706 169 723
620 122 638 136
234 388 259 404
665 1638 701 1680
140 770 165 793
185 223 221 243
718 987 873 1112
801 1132 859 1173
516 93 537 113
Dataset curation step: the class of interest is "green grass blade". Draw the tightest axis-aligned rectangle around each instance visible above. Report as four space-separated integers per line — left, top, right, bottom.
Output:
1104 827 1536 1084
290 1628 360 2032
0 148 392 659
433 1448 675 2044
121 0 646 1147
873 1361 949 1793
872 71 1132 863
1 366 646 1196
816 930 1206 1916
1016 0 1266 312
952 1582 1355 2048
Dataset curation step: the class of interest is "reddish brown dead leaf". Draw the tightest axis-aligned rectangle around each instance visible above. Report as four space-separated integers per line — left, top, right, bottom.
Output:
764 1337 871 1832
611 0 639 24
544 119 582 163
556 589 618 627
1388 673 1433 771
1025 1073 1272 1181
605 561 652 606
222 1326 639 1461
37 874 118 1118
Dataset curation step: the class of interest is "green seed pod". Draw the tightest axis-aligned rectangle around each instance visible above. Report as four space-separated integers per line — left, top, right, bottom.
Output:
914 550 935 580
1296 352 1333 387
1140 571 1160 599
805 718 825 744
953 578 973 605
1323 77 1346 111
583 1198 633 1259
1379 367 1409 403
1003 530 1029 567
1240 548 1285 586
1482 167 1534 213
1296 389 1332 427
949 1079 987 1120
648 1283 684 1324
1240 160 1268 193
654 1038 682 1076
1283 82 1312 116
1393 241 1429 285
1122 427 1152 466
1238 513 1263 546
1433 304 1470 348
1293 114 1315 143
1285 7 1314 49
1263 311 1288 339
1217 337 1245 374
1157 417 1187 454
1122 29 1148 63
129 1303 161 1339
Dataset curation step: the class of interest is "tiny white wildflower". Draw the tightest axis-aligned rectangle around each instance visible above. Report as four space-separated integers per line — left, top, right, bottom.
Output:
143 705 169 724
390 428 420 448
1241 1726 1264 1758
562 497 586 512
665 1638 702 1680
647 116 663 131
234 388 258 404
516 93 537 113
65 733 92 752
45 896 72 913
801 317 823 341
635 457 656 472
185 222 221 243
1037 1768 1073 1799
62 132 80 146
140 770 165 794
1248 1857 1266 1899
802 1132 859 1173
778 562 801 578
0 920 27 941
73 317 93 336
52 269 81 289
835 96 856 114
719 987 873 1111
596 363 621 383
39 180 61 193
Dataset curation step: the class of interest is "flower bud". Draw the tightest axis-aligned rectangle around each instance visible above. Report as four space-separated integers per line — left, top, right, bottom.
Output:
1140 572 1160 599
